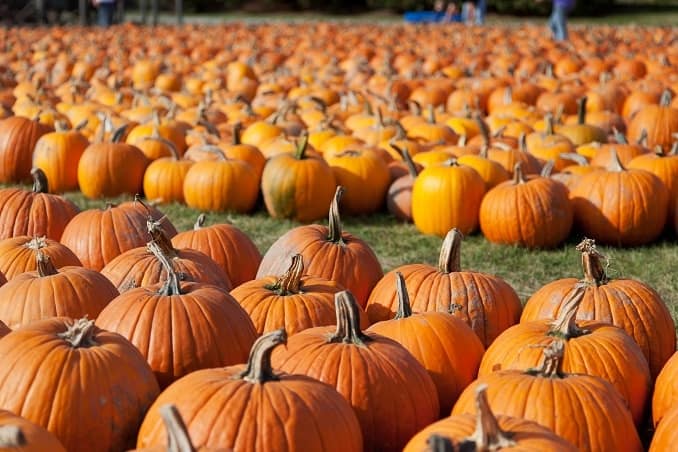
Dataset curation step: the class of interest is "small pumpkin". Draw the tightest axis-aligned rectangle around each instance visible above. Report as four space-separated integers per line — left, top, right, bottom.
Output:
0 409 67 452
386 144 419 222
142 138 194 204
0 115 52 183
32 120 89 193
0 236 81 280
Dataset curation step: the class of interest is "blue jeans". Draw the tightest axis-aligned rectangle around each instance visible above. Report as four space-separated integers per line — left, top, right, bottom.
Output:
549 4 569 41
97 2 115 26
475 0 486 24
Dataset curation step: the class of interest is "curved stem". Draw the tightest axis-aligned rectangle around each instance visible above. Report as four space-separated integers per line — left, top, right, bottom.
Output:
266 255 304 296
659 89 672 107
327 186 345 244
328 291 372 346
545 113 554 135
232 122 243 145
194 144 227 161
142 136 180 160
426 435 455 452
513 162 526 184
462 384 516 450
669 141 678 156
577 97 588 125
0 426 26 448
547 284 589 339
475 114 491 148
438 228 463 273
31 168 49 193
527 339 565 378
193 214 207 230
146 215 177 258
237 329 287 383
148 240 181 296
612 127 628 144
559 153 589 167
606 148 625 172
111 124 128 143
540 160 555 177
391 143 419 178
576 238 608 285
35 249 58 277
294 133 309 160
393 272 413 319
57 317 98 348
159 405 196 452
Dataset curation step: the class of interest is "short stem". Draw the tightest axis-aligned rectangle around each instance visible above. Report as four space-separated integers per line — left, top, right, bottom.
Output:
232 122 243 145
576 238 608 285
36 249 58 277
31 168 49 193
426 435 455 452
393 272 412 319
545 113 554 135
612 127 628 144
237 329 287 383
540 160 555 177
391 143 419 177
328 291 372 346
547 284 589 339
577 97 588 125
57 317 98 348
0 426 26 448
527 340 565 378
148 241 181 296
111 124 128 143
606 149 625 172
193 214 207 230
559 153 589 167
659 89 672 107
327 186 345 244
159 405 196 452
438 228 463 273
462 384 516 450
475 114 491 148
266 255 304 296
294 133 309 160
513 162 526 184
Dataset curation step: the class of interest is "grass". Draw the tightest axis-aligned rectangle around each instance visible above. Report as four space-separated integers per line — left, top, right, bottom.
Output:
63 190 678 328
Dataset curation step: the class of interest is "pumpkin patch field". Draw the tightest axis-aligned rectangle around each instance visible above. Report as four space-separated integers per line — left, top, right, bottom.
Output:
1 20 678 451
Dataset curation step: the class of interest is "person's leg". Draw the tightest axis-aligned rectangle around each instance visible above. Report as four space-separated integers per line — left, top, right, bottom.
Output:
461 2 471 23
551 5 566 40
97 3 114 26
475 0 486 24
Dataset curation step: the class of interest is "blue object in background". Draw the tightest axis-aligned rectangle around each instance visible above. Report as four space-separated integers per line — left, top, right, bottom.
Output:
403 11 461 23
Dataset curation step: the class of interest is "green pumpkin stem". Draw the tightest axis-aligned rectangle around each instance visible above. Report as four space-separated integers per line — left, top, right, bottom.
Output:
30 168 49 193
548 284 589 339
158 405 197 452
393 272 413 319
577 97 588 125
35 249 58 277
0 426 26 448
148 240 181 296
57 317 98 348
576 238 608 286
527 339 565 378
194 214 207 230
513 162 527 184
438 228 463 273
426 434 455 452
329 291 372 346
237 329 287 383
327 186 346 244
659 89 673 107
266 255 304 296
462 384 516 450
294 133 310 160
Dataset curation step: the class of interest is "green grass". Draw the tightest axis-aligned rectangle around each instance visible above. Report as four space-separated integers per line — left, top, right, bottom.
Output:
63 191 678 328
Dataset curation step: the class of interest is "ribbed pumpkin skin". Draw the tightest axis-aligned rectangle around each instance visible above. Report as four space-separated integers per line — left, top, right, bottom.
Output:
0 265 118 329
0 116 52 183
368 312 485 416
521 278 676 379
32 129 89 193
0 236 81 280
0 187 79 241
452 372 642 452
0 318 160 452
412 163 486 236
404 412 577 452
325 150 390 215
627 152 678 220
652 351 678 426
257 226 383 309
479 176 573 249
136 368 362 452
261 152 337 222
570 169 668 246
271 327 439 452
143 158 194 204
183 160 258 213
95 282 257 389
100 247 232 292
366 266 522 347
627 103 678 153
649 406 678 452
478 320 651 425
172 222 261 288
77 142 149 199
0 409 67 452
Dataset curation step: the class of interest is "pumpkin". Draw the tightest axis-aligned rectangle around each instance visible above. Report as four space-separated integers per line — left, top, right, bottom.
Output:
0 317 160 452
570 149 669 246
222 123 266 180
628 90 678 154
652 351 678 426
478 283 650 425
649 407 678 452
456 147 510 191
171 214 261 288
0 409 66 452
411 159 486 237
555 97 608 146
142 138 194 204
366 228 522 346
77 126 149 199
452 341 642 452
271 291 439 452
96 241 256 388
0 115 52 183
368 272 484 415
0 247 117 329
521 238 676 378
0 236 81 280
32 121 89 193
524 114 575 171
404 385 577 452
262 135 337 221
137 329 363 452
257 187 383 308
0 169 79 241
126 112 187 154
627 142 678 221
479 162 573 249
386 145 419 222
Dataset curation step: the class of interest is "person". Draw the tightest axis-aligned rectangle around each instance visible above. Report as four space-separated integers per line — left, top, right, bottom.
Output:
475 0 486 24
548 0 574 40
92 0 116 27
461 0 486 25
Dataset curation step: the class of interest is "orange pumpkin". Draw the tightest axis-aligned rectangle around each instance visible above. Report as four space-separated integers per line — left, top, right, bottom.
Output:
32 121 89 193
0 115 52 183
0 409 66 452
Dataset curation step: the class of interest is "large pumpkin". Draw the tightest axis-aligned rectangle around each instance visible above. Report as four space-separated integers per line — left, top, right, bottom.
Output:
0 169 79 241
257 187 383 308
0 236 81 280
32 121 89 193
0 317 160 452
0 115 52 183
96 242 256 388
653 351 678 426
628 90 678 154
627 143 678 221
521 238 676 378
368 272 484 415
366 228 522 347
271 291 439 452
136 329 362 452
0 409 66 452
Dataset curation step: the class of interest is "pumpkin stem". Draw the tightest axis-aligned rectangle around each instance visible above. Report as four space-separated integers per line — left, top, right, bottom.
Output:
438 228 463 274
232 122 243 145
606 148 625 172
391 143 419 178
294 133 310 160
426 104 436 124
266 255 304 296
545 113 554 135
142 136 180 160
237 329 287 383
612 127 628 144
327 186 345 244
659 89 673 107
111 124 128 143
393 272 413 319
57 317 98 348
195 144 227 161
540 160 555 177
35 249 58 277
458 134 467 147
577 97 588 125
669 141 678 156
547 284 589 339
158 405 196 452
461 384 516 450
426 434 455 452
475 114 491 148
148 240 182 296
502 86 513 105
576 238 608 286
559 153 589 167
512 162 527 184
147 217 177 258
30 168 49 193
518 133 528 153
328 291 372 346
527 340 565 378
636 129 648 147
193 214 207 230
0 426 26 448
